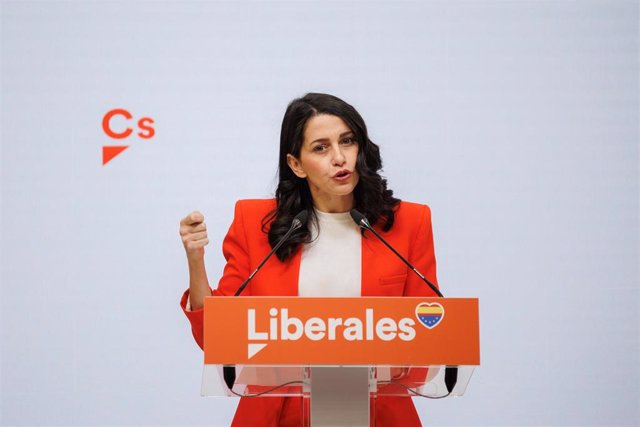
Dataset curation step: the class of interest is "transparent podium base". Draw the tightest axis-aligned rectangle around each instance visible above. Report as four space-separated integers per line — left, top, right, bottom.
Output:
201 364 475 398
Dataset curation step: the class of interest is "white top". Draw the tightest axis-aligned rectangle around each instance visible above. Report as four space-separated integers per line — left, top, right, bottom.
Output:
297 209 361 297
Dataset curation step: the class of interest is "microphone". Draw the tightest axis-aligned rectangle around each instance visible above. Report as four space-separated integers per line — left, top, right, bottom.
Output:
224 210 309 392
349 209 458 394
349 209 442 297
233 210 308 296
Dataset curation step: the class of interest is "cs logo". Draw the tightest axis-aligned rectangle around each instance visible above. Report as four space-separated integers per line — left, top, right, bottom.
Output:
102 108 155 165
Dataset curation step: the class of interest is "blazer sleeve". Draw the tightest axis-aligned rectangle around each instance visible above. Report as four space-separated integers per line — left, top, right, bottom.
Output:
404 204 440 297
215 200 253 297
179 200 253 350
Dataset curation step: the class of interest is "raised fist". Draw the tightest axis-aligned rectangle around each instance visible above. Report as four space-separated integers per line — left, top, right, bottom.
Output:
179 211 209 259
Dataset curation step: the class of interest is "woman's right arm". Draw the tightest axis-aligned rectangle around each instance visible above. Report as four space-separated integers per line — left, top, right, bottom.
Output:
179 211 212 310
179 203 253 349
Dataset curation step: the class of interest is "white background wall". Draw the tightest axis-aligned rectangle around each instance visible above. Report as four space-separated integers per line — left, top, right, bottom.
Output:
1 1 638 426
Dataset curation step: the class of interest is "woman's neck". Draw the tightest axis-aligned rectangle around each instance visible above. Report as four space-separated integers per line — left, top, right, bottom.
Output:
312 194 354 213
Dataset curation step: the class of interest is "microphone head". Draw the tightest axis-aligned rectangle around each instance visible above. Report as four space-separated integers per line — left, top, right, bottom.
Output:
291 210 309 229
349 209 371 229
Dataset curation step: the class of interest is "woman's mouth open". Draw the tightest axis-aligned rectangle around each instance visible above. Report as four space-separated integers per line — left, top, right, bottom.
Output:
332 170 352 182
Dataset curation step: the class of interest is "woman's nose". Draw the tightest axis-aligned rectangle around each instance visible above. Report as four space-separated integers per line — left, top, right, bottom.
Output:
332 145 346 165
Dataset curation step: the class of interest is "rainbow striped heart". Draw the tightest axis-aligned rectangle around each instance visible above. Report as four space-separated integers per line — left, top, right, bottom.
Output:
415 303 445 329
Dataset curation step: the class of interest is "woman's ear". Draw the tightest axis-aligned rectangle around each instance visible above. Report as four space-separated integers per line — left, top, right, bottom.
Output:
287 154 307 178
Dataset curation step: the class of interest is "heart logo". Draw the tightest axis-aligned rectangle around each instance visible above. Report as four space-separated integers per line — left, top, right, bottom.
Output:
415 302 445 329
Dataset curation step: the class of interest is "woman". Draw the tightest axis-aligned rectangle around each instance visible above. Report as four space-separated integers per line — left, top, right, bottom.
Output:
179 93 439 426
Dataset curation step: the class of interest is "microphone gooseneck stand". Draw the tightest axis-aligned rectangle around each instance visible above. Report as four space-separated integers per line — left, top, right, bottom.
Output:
223 211 309 391
349 209 458 395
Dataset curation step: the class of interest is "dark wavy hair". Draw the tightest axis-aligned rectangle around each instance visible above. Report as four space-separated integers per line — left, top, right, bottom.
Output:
262 93 400 261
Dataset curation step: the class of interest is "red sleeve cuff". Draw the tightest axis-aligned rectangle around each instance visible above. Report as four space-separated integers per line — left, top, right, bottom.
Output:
180 289 205 350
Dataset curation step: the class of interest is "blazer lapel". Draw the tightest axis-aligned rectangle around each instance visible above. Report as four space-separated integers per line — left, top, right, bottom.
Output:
361 227 408 297
361 232 378 296
254 248 301 297
287 249 302 296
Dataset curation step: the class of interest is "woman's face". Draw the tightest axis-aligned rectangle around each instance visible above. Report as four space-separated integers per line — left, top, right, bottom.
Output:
287 114 360 213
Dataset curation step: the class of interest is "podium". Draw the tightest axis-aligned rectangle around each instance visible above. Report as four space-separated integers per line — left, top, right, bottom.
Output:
201 296 479 426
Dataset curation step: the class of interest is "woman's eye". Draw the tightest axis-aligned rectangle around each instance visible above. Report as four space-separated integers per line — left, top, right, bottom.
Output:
341 137 355 145
313 145 327 152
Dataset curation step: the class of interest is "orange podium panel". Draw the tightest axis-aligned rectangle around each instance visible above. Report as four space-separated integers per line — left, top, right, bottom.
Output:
204 297 479 366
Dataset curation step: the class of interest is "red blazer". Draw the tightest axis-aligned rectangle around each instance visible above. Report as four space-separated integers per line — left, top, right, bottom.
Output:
181 199 439 426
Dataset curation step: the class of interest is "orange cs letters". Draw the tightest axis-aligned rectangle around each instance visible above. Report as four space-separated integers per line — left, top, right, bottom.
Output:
102 108 155 139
